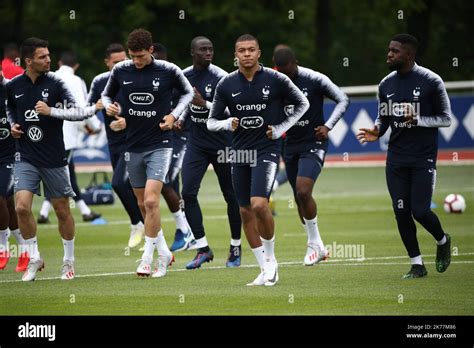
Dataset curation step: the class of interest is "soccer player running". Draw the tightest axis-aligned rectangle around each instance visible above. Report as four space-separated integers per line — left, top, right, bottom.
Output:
274 47 349 265
88 43 145 249
357 34 452 279
175 36 242 269
6 37 100 281
0 63 29 272
102 29 193 278
208 34 309 286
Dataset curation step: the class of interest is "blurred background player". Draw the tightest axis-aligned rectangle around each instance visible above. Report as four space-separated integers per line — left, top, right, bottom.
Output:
274 47 349 265
102 29 193 278
2 43 24 79
151 42 194 253
357 34 452 279
88 43 145 248
37 50 102 224
176 36 242 269
208 34 309 286
0 62 29 272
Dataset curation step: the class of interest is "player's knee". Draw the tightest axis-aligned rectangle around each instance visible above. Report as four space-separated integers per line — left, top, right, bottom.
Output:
239 206 253 222
295 188 312 204
53 204 71 222
251 200 269 216
143 197 158 211
15 201 31 217
393 207 412 222
412 207 430 222
182 192 198 205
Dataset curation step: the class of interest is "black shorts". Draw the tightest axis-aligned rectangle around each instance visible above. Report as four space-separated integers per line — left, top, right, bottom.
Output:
385 162 436 213
231 152 279 207
284 142 326 190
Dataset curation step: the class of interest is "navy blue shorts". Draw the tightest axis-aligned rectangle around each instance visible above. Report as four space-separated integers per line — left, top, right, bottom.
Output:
231 152 279 207
0 161 14 197
284 142 326 191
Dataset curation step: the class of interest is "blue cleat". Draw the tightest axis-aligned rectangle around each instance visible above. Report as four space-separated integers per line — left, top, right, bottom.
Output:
170 229 193 252
226 245 241 268
185 249 214 269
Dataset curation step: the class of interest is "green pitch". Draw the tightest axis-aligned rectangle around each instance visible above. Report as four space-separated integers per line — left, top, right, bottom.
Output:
0 165 472 315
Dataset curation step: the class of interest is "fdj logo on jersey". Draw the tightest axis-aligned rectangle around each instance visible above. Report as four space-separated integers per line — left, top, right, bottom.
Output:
129 93 154 105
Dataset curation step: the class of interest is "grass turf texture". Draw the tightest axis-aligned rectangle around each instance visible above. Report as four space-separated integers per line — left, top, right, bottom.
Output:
0 165 472 315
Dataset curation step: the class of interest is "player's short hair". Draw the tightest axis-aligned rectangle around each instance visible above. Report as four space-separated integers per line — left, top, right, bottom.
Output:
273 44 289 54
127 29 153 51
391 33 418 54
105 43 126 58
20 37 49 59
273 47 296 67
60 50 78 67
191 36 211 50
235 34 259 47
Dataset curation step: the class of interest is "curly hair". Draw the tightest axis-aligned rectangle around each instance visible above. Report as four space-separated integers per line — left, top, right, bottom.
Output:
127 29 153 51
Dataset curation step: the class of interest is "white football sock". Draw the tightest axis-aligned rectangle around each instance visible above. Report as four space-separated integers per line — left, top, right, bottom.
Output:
24 236 40 261
39 200 52 218
62 238 75 262
0 228 9 252
230 239 241 247
155 230 171 256
131 221 144 229
410 255 423 265
436 235 447 246
172 210 188 232
10 228 24 244
76 200 91 215
304 216 324 250
194 236 209 249
261 236 275 262
10 228 25 253
251 246 265 270
142 236 157 263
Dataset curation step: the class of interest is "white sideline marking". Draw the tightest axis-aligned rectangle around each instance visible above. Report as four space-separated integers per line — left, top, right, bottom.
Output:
0 252 472 284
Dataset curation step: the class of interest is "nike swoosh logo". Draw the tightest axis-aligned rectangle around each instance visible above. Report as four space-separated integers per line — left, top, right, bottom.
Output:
123 81 133 85
268 266 278 283
310 149 318 153
263 160 273 163
387 93 395 98
15 94 24 98
232 92 241 97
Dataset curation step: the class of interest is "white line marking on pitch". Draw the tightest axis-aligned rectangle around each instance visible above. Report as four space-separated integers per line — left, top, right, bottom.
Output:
0 252 472 284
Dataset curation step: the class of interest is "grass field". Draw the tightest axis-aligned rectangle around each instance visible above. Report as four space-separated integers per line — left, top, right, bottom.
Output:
0 164 473 315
